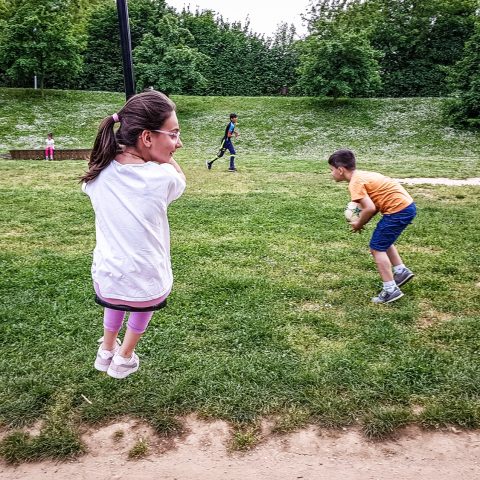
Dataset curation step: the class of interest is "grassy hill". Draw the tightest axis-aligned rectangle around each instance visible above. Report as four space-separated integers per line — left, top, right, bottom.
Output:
0 88 479 462
1 88 479 177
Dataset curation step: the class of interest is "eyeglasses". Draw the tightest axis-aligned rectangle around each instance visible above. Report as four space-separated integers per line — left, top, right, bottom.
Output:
151 130 181 141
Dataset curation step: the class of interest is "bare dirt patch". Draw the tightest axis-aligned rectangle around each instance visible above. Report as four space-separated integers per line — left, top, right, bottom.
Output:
417 300 455 329
1 415 480 480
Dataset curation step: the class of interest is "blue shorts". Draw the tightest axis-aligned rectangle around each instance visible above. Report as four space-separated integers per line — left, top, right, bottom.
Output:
369 203 417 252
218 138 236 156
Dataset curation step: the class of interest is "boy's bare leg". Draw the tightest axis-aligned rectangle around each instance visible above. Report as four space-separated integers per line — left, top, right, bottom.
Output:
371 249 394 282
386 245 402 267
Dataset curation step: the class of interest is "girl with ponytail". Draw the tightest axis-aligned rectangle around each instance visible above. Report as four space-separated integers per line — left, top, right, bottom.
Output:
82 90 186 379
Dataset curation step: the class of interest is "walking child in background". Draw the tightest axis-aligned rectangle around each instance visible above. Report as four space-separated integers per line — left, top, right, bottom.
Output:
206 113 239 172
45 132 54 160
81 90 186 379
328 149 417 304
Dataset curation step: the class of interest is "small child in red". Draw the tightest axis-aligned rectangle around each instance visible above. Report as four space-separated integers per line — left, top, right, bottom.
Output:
45 133 55 160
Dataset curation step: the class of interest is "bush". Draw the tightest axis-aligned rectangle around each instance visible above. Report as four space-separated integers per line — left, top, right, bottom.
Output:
444 22 480 128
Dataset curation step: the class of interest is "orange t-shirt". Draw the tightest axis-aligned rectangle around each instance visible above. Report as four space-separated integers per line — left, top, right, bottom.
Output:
348 170 413 214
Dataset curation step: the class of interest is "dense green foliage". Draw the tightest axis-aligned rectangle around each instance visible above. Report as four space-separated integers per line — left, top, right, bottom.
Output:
0 0 478 126
82 0 171 92
296 31 381 98
305 0 478 97
0 90 479 461
81 2 124 92
444 20 480 128
0 0 83 89
0 0 299 96
134 13 208 94
371 0 476 97
179 11 299 96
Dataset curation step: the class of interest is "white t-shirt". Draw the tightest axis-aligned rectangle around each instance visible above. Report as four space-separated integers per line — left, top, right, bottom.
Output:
82 160 186 301
46 138 55 148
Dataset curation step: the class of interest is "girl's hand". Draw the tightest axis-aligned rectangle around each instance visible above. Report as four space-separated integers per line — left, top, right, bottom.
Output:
168 158 186 182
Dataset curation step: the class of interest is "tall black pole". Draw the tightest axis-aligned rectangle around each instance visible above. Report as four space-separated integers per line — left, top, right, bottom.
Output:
116 0 135 99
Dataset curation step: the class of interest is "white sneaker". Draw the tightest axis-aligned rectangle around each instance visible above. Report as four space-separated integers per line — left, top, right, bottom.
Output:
107 352 140 379
94 337 121 372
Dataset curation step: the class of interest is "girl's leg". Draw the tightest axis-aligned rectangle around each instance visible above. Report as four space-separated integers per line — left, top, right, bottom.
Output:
95 308 125 372
119 311 154 358
102 308 126 350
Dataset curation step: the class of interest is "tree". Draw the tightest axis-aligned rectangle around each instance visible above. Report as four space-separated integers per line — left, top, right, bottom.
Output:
304 0 477 97
296 31 381 98
0 0 10 22
179 9 271 96
181 8 300 96
0 0 83 90
445 20 480 128
134 14 208 95
371 0 477 97
81 2 123 91
177 9 223 95
82 0 169 92
0 0 11 85
264 23 299 95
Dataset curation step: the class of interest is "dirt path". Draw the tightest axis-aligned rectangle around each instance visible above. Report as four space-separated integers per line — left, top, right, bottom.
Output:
397 177 480 186
1 416 479 480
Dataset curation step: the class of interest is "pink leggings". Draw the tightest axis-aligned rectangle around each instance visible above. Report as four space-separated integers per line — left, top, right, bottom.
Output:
45 147 54 158
95 283 170 334
104 308 153 334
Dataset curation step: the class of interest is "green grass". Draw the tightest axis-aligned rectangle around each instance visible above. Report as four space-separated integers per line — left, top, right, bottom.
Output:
0 88 479 460
0 390 85 463
127 439 149 459
230 424 259 451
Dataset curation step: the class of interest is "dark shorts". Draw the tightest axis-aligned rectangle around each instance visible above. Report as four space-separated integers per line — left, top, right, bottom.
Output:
219 138 236 156
369 203 417 252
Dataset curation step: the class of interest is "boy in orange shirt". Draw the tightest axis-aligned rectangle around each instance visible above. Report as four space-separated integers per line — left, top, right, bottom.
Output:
328 149 417 304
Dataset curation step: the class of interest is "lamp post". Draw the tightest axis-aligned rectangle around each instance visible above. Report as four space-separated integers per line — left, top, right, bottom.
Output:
33 27 37 90
116 0 136 99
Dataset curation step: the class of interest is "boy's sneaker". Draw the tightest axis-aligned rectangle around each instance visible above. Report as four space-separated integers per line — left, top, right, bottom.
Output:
206 160 212 170
394 268 414 287
107 352 140 379
228 167 237 172
372 286 404 304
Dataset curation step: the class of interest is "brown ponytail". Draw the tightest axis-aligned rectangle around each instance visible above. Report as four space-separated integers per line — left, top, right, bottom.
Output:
81 90 176 183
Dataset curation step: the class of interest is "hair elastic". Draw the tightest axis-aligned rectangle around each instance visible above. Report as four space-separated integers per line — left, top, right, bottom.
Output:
112 113 120 123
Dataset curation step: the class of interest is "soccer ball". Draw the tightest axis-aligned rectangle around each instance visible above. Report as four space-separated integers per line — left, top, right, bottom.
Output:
344 201 362 222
